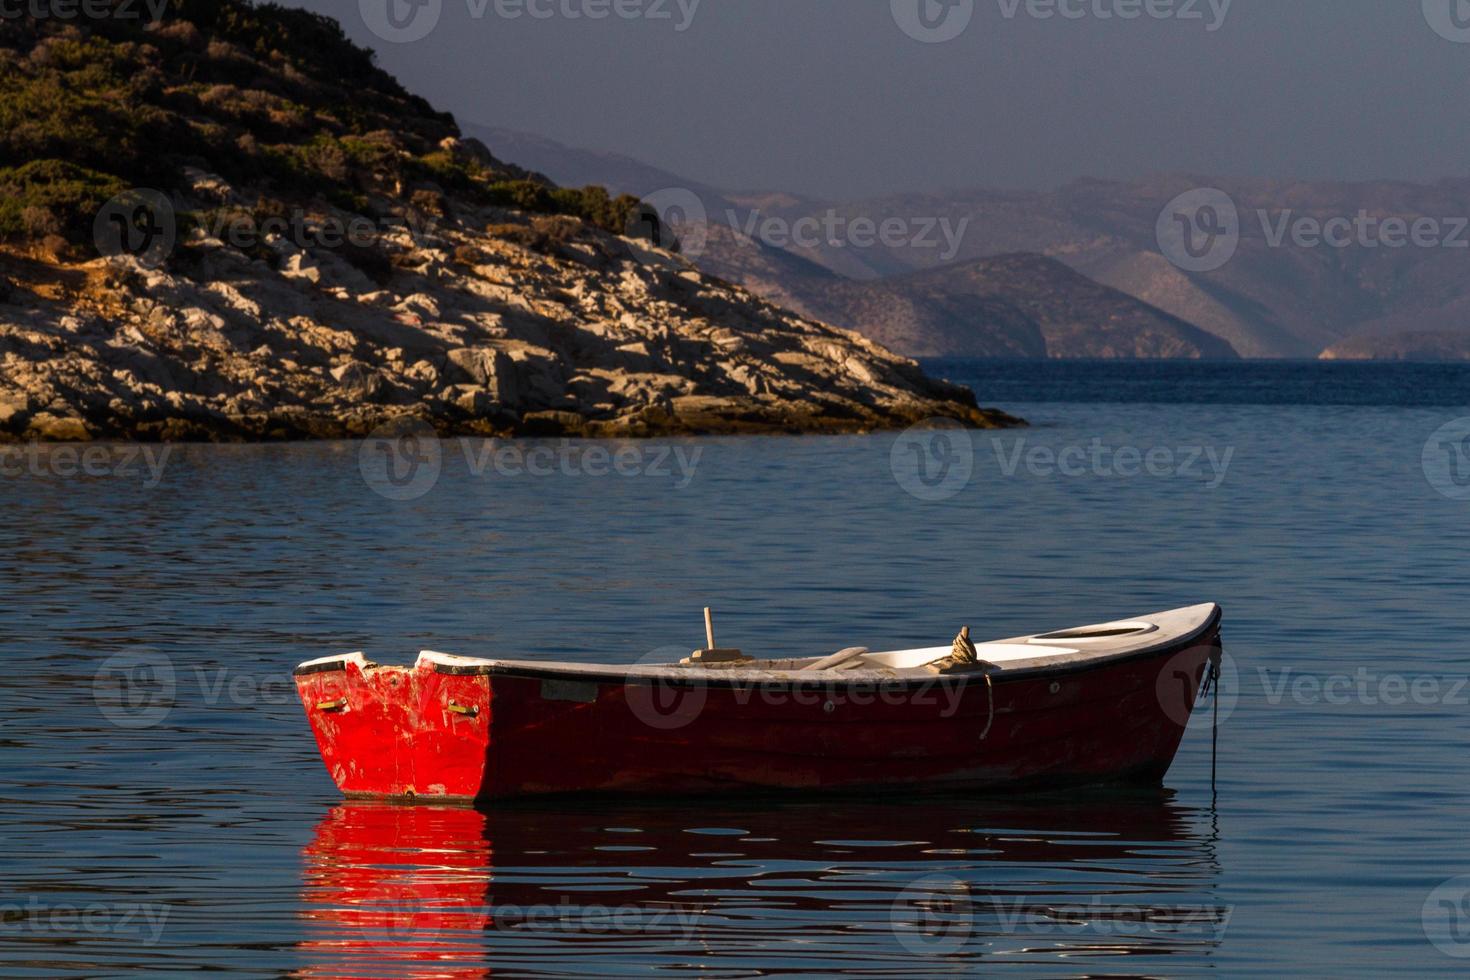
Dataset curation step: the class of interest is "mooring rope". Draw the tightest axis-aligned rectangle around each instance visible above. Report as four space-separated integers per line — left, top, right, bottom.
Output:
1208 648 1222 791
979 671 994 741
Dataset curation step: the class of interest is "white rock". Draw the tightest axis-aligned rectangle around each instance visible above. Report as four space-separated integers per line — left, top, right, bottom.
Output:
280 253 321 284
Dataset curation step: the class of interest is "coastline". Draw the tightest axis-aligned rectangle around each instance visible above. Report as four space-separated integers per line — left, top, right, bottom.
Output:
0 401 1023 445
0 212 1022 444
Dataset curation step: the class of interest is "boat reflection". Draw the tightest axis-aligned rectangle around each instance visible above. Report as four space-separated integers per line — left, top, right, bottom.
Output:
297 791 1225 977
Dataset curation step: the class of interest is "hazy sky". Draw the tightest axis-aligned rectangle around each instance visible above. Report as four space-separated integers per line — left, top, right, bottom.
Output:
285 0 1470 199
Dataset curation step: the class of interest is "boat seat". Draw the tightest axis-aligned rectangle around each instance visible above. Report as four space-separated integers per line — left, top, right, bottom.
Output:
864 642 1081 670
805 647 870 671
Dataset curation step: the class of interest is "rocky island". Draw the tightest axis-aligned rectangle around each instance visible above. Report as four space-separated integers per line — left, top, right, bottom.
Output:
0 1 1016 442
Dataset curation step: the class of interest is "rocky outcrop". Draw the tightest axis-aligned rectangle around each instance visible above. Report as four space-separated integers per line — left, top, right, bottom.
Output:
0 174 1015 443
0 4 1017 441
1321 330 1470 362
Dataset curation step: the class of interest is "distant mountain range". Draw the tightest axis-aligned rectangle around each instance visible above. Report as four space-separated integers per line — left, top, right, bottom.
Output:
469 125 1470 361
687 227 1235 360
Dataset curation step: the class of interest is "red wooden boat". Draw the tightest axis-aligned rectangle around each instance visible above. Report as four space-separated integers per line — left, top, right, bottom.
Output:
294 603 1223 802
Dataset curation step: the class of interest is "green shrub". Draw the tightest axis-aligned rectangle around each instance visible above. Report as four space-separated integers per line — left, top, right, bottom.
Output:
486 180 554 213
0 0 640 253
484 181 643 237
0 160 128 243
410 149 488 193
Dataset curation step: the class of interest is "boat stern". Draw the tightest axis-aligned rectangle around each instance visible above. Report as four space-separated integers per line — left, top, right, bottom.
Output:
294 653 494 802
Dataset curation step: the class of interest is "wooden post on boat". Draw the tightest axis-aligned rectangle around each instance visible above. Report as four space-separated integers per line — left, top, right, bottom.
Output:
684 606 747 665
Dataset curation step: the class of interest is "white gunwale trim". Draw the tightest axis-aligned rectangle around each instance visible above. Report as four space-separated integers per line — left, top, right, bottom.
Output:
417 650 497 670
296 652 369 671
292 605 1218 680
1027 621 1159 645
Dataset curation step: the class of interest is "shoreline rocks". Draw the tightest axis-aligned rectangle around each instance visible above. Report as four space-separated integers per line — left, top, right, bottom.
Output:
0 186 1020 444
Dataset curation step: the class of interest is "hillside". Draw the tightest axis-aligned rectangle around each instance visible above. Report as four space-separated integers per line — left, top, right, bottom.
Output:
485 130 1470 360
690 236 1231 359
477 130 1235 359
885 254 1237 360
793 279 1048 359
735 176 1470 359
0 3 1012 442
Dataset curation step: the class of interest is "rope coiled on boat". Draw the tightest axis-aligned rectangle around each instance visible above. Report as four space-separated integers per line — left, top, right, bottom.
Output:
952 626 979 664
952 627 995 741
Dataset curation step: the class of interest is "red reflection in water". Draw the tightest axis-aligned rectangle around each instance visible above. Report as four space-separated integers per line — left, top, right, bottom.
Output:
296 793 1220 977
298 805 492 979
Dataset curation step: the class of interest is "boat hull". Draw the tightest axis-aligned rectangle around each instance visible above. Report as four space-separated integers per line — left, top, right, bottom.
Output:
294 614 1222 802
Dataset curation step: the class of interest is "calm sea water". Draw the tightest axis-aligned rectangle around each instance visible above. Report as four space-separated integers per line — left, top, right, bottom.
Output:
4 360 1469 977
